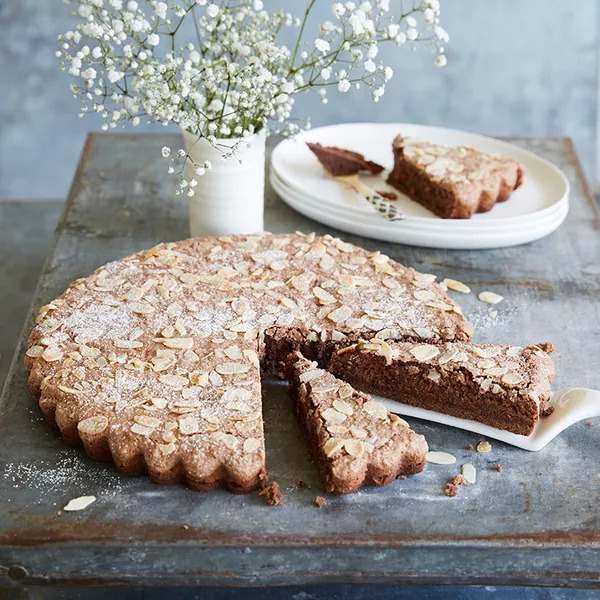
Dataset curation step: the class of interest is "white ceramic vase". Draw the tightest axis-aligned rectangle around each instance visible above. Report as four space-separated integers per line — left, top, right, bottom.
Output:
182 129 266 237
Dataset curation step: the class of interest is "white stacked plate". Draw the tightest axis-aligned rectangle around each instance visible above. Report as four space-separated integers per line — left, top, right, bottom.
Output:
270 123 570 249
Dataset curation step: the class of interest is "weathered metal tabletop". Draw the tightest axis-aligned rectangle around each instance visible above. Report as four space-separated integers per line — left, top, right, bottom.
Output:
1 133 599 589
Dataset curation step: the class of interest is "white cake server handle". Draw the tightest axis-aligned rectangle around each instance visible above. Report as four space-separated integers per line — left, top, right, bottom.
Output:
376 387 600 452
336 174 405 221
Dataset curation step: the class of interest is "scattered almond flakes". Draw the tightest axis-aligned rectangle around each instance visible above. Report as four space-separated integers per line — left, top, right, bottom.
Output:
477 441 492 453
63 495 96 512
478 291 504 305
461 463 476 484
426 451 456 465
443 278 471 294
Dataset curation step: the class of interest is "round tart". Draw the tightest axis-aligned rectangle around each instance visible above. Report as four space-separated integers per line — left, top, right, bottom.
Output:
25 232 471 492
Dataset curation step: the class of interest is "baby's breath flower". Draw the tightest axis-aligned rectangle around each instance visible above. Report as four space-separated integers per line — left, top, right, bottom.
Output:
59 0 447 186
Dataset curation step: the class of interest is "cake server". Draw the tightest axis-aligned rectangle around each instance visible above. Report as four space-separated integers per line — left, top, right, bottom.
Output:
336 174 405 221
375 387 600 451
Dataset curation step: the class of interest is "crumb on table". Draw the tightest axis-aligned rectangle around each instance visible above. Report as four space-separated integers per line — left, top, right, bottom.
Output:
466 444 474 451
314 496 327 507
494 463 503 472
298 480 310 489
444 474 468 497
259 482 283 506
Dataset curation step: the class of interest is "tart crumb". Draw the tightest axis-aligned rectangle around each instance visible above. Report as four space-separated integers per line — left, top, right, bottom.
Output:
259 482 283 506
466 444 474 451
494 463 503 472
444 474 468 497
376 190 398 201
314 496 327 507
298 480 311 489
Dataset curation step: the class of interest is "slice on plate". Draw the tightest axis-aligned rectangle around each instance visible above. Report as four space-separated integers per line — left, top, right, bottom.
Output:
286 352 428 494
387 135 525 219
329 340 554 436
307 142 384 177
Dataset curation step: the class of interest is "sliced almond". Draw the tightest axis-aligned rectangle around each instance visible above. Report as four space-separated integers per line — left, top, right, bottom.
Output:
324 438 344 458
410 344 440 362
478 291 503 305
243 438 261 453
477 441 492 453
443 278 471 294
78 415 108 435
344 439 365 457
179 416 200 435
502 372 523 385
215 362 251 375
64 495 96 512
114 339 143 349
462 463 476 484
425 451 456 465
333 399 354 416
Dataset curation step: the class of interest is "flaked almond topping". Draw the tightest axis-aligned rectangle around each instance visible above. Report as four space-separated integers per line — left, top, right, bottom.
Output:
350 427 368 439
477 359 496 370
362 400 388 420
425 451 456 465
159 374 189 388
413 289 435 302
159 442 176 455
443 278 471 294
179 416 200 435
485 366 508 377
26 345 44 358
134 415 161 429
413 327 433 339
344 439 365 457
77 415 109 435
180 272 201 285
157 337 193 349
338 384 354 399
327 424 349 435
327 305 352 324
311 382 338 394
462 463 476 484
215 362 251 375
324 438 344 458
390 414 410 428
243 437 261 453
478 291 504 305
477 441 492 453
221 387 253 403
223 345 242 360
410 344 440 362
502 372 523 385
114 339 143 349
131 423 154 436
378 340 395 365
313 286 336 304
438 348 458 364
320 254 335 271
322 407 346 425
152 397 168 409
333 399 354 416
129 302 155 314
42 347 63 362
506 346 523 357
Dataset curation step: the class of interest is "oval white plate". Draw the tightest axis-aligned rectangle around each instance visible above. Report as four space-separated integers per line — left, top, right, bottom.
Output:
270 123 570 249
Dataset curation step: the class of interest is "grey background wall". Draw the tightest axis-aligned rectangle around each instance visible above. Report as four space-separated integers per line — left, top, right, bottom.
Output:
0 0 597 200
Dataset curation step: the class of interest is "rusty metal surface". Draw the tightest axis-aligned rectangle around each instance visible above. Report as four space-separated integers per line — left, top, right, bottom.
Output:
0 133 599 588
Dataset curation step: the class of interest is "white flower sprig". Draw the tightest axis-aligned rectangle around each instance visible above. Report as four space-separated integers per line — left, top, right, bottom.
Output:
58 0 448 194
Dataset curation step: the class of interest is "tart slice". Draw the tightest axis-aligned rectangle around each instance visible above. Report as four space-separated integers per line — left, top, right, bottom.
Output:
286 353 428 494
329 340 554 436
387 135 525 219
